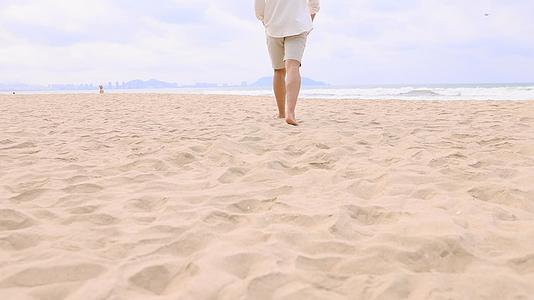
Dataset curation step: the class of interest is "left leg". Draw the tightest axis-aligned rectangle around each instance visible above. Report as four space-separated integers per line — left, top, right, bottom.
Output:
273 68 287 118
285 60 301 126
283 32 308 126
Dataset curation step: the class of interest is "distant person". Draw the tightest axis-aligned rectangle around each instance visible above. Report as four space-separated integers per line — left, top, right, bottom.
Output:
255 0 320 126
99 85 104 94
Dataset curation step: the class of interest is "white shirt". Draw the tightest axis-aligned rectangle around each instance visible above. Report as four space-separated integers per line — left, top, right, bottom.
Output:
255 0 320 38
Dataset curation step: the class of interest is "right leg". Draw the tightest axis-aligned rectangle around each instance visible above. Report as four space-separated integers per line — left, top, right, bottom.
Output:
266 35 286 118
273 68 286 118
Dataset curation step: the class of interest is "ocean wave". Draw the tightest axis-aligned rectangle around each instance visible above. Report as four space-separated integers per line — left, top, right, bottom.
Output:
10 85 533 100
301 93 338 97
398 89 442 97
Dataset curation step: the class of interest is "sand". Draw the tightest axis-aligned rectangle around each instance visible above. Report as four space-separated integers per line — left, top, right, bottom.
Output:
1 93 534 300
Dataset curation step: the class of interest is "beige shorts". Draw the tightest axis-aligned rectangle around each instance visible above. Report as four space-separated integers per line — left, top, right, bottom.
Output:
266 31 308 70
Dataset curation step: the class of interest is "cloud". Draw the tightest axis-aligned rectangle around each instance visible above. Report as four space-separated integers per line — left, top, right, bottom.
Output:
0 0 533 85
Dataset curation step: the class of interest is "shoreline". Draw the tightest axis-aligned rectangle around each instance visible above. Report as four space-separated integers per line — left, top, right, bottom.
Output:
2 82 534 101
2 92 534 102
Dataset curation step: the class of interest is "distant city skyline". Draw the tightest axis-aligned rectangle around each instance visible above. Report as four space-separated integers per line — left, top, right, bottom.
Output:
0 77 328 92
1 0 533 85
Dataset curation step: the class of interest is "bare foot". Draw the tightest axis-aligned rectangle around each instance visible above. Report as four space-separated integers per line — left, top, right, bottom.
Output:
278 114 286 119
286 114 299 126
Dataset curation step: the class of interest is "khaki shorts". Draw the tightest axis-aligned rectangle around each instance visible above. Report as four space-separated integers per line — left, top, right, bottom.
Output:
266 31 308 70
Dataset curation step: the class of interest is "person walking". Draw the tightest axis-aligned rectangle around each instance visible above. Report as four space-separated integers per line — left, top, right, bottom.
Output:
255 0 320 126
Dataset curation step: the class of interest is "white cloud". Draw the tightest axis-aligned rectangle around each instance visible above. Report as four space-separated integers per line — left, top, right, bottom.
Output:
0 0 533 85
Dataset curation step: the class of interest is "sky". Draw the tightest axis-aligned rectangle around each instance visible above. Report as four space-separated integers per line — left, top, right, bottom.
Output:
0 0 533 86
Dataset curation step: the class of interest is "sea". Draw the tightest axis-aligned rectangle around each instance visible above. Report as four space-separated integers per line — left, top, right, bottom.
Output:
3 83 534 101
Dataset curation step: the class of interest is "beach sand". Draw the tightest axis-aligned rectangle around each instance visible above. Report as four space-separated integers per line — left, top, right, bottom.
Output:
1 93 534 300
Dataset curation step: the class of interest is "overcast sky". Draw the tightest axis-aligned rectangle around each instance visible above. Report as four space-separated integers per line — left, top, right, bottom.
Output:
0 0 533 85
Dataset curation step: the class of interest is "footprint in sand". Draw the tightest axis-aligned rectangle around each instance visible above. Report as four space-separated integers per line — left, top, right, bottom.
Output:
119 159 169 172
347 177 386 200
300 241 356 256
468 185 533 212
372 276 414 300
0 233 41 251
219 253 267 279
9 177 50 192
507 253 534 274
64 175 94 184
411 188 437 200
492 207 517 221
247 272 293 300
240 136 263 142
61 213 118 226
345 205 405 226
168 152 195 167
124 197 168 213
295 255 342 273
150 234 209 257
203 210 247 232
336 237 473 275
9 188 52 203
141 225 187 235
0 264 106 288
267 160 308 175
129 264 175 295
259 185 294 198
305 152 337 170
0 139 14 145
217 167 248 184
395 237 474 273
65 205 100 215
329 206 405 240
63 183 103 194
315 143 331 150
189 144 210 154
268 213 331 227
0 209 35 231
227 198 277 214
428 152 468 168
0 141 36 151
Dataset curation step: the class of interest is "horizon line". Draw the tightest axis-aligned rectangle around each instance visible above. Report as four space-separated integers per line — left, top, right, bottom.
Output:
2 79 534 85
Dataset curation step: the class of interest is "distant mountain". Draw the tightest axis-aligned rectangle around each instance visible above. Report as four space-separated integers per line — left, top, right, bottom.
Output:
121 79 178 89
0 83 45 92
250 76 327 87
1 77 328 92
